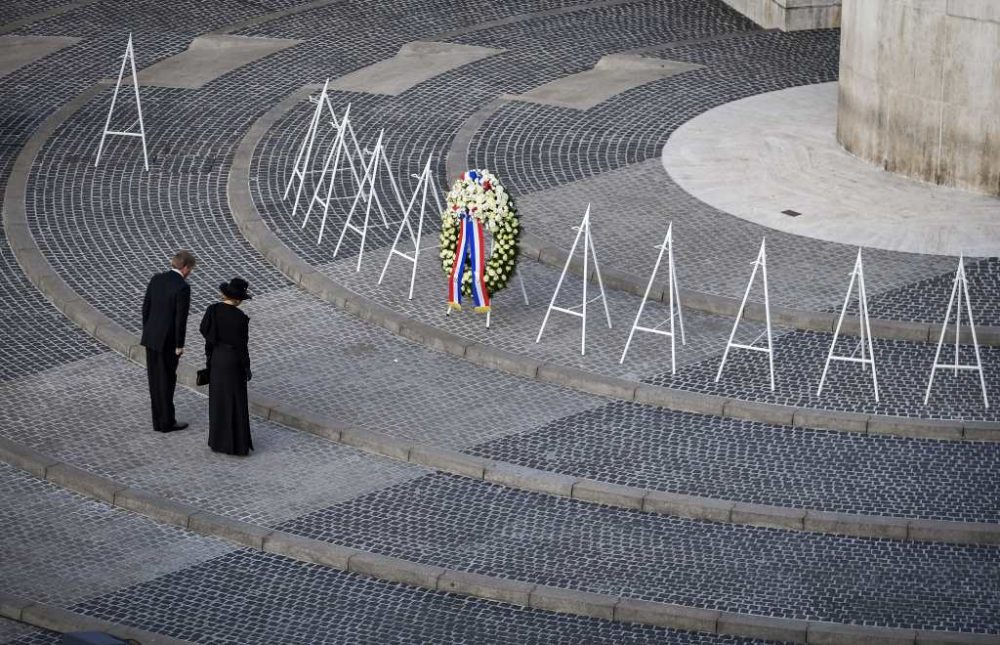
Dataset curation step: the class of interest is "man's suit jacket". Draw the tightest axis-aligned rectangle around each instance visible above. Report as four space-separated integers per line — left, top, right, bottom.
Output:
141 270 191 351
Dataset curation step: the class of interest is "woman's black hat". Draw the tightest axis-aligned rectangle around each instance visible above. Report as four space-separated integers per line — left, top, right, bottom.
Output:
219 277 253 300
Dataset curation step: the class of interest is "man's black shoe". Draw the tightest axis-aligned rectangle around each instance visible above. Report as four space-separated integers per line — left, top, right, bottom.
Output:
160 422 189 432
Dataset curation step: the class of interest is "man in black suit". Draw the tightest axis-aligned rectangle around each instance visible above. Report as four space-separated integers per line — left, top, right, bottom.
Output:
141 250 196 432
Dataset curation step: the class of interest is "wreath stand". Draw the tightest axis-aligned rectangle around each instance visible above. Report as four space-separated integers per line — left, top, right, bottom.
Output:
95 33 149 171
284 79 360 220
378 156 443 300
817 248 879 402
716 238 775 391
331 130 409 271
535 204 611 355
620 223 686 372
924 255 988 408
307 105 375 243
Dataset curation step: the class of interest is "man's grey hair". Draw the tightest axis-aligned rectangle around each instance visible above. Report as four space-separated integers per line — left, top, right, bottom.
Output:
170 250 197 270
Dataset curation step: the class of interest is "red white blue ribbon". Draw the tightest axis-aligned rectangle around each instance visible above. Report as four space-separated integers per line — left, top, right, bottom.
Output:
448 213 490 309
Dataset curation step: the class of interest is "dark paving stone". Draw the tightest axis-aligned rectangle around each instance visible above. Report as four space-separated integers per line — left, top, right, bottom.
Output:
0 0 71 26
648 329 999 421
278 473 1000 633
470 400 1000 523
862 257 1000 327
70 550 774 645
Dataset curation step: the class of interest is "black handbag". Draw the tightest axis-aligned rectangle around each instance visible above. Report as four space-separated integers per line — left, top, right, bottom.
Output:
196 367 210 386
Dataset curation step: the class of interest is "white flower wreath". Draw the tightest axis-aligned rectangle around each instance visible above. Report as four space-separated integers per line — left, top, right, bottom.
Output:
439 169 520 296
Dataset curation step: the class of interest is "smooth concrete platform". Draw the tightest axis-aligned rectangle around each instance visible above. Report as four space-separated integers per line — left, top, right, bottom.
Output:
0 36 79 78
329 41 503 96
662 82 1000 257
513 54 702 110
137 35 301 88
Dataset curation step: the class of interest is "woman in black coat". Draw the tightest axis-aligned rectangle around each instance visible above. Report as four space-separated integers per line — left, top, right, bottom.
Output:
199 278 253 456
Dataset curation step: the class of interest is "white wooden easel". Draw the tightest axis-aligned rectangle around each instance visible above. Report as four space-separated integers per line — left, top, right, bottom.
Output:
284 79 351 219
308 104 373 240
817 248 879 402
620 223 685 372
924 255 989 408
716 238 774 390
332 129 410 270
379 156 443 300
95 33 149 171
535 204 611 355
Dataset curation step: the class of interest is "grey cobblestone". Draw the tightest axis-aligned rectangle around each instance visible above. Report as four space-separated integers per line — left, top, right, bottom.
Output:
241 285 604 449
69 550 773 644
317 244 762 379
648 330 1000 422
278 473 1000 633
514 159 964 319
0 461 233 607
0 0 73 30
0 457 764 644
468 401 1000 523
0 617 58 645
0 352 427 527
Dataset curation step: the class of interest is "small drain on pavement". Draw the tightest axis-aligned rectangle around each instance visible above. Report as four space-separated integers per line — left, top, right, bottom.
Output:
781 209 802 217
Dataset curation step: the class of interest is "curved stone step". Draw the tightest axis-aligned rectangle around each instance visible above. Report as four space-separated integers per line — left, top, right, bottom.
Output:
3 444 996 644
4 76 997 546
0 593 190 645
228 84 998 441
0 459 733 645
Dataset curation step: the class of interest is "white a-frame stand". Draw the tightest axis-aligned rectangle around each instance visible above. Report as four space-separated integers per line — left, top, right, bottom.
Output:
716 238 774 390
620 223 686 372
924 256 989 408
284 79 349 219
332 130 407 270
379 156 443 300
817 248 879 402
535 204 612 355
95 33 149 171
308 104 372 240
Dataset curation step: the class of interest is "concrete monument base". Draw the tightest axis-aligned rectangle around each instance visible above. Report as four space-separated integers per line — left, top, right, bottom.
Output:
662 82 1000 257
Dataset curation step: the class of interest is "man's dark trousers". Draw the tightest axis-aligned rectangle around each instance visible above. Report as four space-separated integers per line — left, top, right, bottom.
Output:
141 269 190 431
146 347 179 431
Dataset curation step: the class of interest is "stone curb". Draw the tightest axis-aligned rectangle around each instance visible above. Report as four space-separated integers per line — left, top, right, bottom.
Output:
0 591 193 644
2 450 994 645
3 86 997 548
224 87 997 442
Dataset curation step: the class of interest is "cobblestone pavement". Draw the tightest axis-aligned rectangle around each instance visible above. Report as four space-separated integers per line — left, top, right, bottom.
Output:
319 245 768 378
280 473 1000 633
68 550 775 645
0 461 234 606
650 330 1000 421
4 463 770 645
0 0 70 26
281 240 1000 422
0 618 58 645
3 0 1000 640
0 352 427 527
469 401 1000 523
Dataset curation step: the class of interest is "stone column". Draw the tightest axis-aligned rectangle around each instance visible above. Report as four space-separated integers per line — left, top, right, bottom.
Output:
837 0 1000 196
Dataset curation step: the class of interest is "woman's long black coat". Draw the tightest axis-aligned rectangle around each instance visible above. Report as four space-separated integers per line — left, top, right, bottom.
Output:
200 302 253 455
